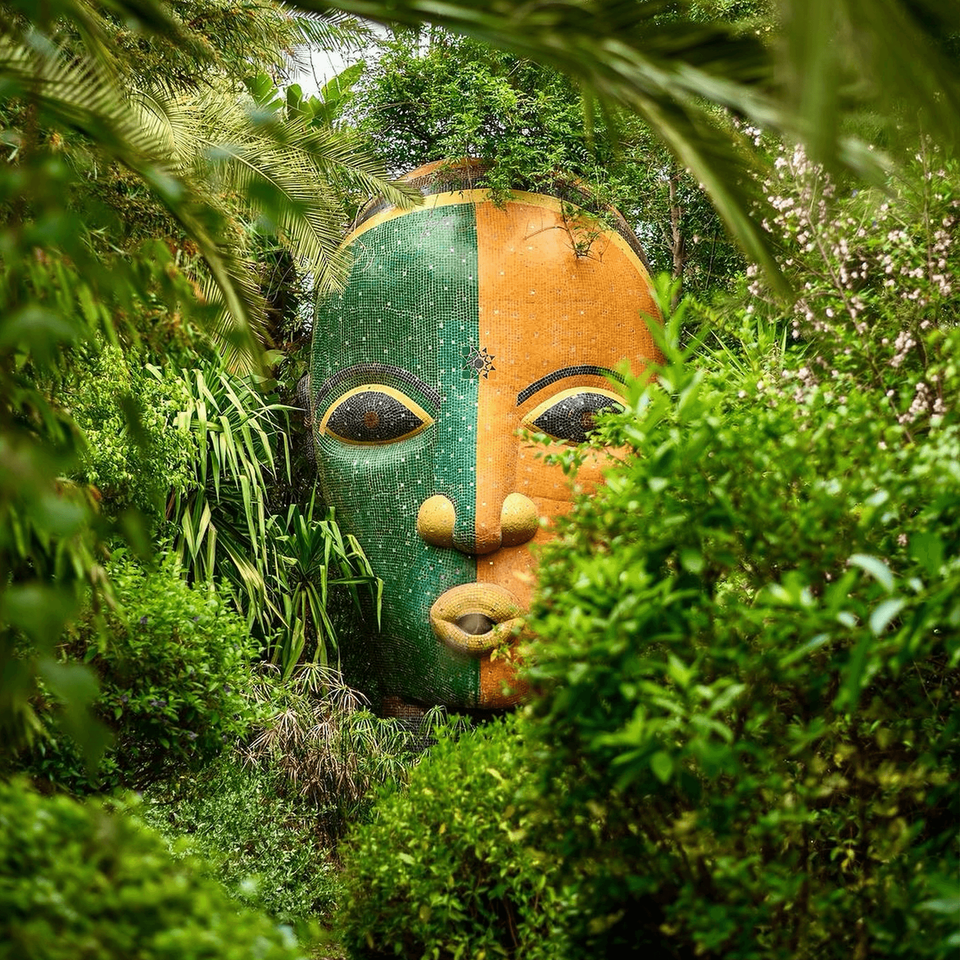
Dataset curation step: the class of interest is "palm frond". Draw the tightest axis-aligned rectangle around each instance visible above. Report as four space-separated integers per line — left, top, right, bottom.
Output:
6 0 210 86
130 86 189 166
0 30 264 363
289 7 373 52
168 89 419 292
290 0 960 288
779 0 960 166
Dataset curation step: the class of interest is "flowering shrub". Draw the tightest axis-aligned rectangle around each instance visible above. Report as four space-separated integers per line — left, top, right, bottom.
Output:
19 554 260 793
746 139 959 430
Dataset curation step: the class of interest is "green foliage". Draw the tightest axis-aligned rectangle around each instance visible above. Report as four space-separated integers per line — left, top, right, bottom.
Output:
0 778 307 960
338 715 572 960
247 63 366 131
264 498 383 676
18 554 259 793
353 31 590 181
64 346 197 518
0 0 400 755
168 363 382 670
245 665 412 841
520 275 960 957
141 757 340 929
745 140 960 416
170 362 290 598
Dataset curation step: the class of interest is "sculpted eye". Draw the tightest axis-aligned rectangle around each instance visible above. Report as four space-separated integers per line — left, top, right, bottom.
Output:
522 387 625 443
320 385 434 445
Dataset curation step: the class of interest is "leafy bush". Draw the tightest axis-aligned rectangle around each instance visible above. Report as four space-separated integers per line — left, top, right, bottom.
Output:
65 345 197 519
20 554 260 793
141 757 339 928
0 778 306 960
338 714 572 960
521 288 960 958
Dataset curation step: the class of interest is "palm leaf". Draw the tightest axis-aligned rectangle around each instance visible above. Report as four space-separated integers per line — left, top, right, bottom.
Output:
779 0 960 165
290 7 373 52
293 0 960 288
0 29 264 362
181 95 419 292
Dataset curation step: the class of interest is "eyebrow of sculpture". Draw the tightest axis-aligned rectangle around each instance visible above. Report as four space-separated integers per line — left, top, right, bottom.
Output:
315 363 443 409
517 365 626 406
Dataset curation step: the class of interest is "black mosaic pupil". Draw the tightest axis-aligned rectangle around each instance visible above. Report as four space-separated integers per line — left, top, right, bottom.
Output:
327 392 424 442
532 393 623 443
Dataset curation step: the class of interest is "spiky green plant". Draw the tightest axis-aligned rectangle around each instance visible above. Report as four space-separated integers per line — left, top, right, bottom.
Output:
166 363 286 602
167 363 381 668
244 664 413 841
265 494 382 676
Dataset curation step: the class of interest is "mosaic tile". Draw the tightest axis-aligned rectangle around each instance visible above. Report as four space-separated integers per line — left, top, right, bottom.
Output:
311 161 662 712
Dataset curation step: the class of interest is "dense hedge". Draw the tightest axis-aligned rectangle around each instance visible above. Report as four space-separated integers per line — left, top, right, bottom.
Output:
0 779 306 960
338 715 572 960
19 554 259 793
521 316 960 958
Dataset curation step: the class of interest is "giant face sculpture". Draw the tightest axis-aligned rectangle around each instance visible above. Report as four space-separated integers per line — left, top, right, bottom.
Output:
311 163 661 712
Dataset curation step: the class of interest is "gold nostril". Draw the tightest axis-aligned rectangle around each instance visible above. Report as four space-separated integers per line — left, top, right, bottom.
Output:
500 492 540 547
417 494 456 547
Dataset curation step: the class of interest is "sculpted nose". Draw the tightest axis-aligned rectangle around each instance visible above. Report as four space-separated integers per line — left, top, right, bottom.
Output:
498 493 540 546
417 493 539 554
417 495 457 548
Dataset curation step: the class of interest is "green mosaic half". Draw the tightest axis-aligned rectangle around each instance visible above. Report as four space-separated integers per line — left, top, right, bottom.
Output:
311 201 483 708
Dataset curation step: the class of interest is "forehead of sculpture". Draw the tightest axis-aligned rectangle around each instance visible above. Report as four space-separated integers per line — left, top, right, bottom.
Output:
313 192 660 401
345 187 652 283
351 158 653 272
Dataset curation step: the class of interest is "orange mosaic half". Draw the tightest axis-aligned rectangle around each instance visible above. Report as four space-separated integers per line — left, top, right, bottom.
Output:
311 161 662 711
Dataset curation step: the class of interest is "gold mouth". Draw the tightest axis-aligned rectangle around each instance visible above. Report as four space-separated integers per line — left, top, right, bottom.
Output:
430 583 524 655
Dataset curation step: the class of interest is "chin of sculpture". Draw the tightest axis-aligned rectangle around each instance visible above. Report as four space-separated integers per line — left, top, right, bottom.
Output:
311 160 661 713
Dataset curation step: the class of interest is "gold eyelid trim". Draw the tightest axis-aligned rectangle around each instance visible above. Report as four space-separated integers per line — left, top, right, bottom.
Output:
520 386 625 432
319 384 435 445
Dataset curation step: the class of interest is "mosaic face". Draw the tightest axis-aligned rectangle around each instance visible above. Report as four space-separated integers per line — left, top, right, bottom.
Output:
311 172 660 711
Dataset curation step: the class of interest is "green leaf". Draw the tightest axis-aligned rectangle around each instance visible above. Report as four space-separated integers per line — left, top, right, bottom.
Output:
1 585 80 647
650 750 674 784
848 553 895 592
835 634 873 712
909 531 944 579
869 597 905 636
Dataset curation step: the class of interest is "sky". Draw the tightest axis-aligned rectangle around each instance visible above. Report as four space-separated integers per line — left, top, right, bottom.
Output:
290 20 389 96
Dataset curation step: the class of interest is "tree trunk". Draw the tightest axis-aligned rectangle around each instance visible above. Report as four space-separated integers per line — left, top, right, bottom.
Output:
668 168 686 306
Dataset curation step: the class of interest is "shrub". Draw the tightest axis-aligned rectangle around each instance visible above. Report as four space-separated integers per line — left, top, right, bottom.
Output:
338 714 572 960
20 554 260 793
0 778 306 960
141 757 339 928
64 345 197 520
245 665 413 841
521 292 960 958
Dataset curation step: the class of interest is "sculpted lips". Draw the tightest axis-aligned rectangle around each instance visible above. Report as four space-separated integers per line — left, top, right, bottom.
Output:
430 583 524 655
